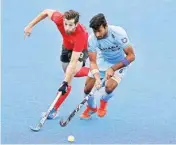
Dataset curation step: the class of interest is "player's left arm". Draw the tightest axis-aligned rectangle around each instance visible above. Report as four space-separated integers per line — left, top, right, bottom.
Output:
111 45 135 71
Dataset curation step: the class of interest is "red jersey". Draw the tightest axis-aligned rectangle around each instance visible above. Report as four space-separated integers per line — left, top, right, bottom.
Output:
51 11 88 52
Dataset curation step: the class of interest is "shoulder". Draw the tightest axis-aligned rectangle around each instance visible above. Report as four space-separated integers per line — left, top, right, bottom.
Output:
88 33 96 41
88 33 97 45
51 11 64 22
109 25 128 36
88 33 97 43
76 24 88 37
52 10 64 17
77 24 87 33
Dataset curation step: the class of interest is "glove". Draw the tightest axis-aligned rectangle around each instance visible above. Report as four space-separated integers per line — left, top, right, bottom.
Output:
58 81 68 95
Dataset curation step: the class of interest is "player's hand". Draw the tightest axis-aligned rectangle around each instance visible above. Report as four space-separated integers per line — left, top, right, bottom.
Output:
24 25 32 39
58 81 68 95
95 78 102 89
105 67 115 80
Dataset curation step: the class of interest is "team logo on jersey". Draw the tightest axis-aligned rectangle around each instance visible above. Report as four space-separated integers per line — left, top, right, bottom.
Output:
111 34 115 39
121 38 128 43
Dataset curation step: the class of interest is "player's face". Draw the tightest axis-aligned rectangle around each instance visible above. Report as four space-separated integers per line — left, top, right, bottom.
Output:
64 19 77 34
93 25 108 39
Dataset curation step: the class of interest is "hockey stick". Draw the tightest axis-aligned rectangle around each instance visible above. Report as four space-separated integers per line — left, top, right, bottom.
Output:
29 91 62 132
59 79 105 127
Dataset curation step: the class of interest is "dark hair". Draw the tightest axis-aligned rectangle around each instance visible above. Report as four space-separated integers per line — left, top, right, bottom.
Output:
64 10 80 24
89 13 107 31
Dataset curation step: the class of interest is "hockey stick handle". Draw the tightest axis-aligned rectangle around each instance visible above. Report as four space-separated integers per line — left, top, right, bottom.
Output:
46 91 62 114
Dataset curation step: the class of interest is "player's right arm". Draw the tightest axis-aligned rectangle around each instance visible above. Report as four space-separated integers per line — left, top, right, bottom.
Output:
88 52 102 89
24 9 56 39
88 36 102 88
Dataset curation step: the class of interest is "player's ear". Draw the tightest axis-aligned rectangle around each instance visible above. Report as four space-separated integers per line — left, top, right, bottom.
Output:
104 24 108 31
75 22 78 27
105 24 108 29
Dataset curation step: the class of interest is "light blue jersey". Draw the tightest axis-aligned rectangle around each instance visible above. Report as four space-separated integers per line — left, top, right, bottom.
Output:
87 25 131 108
88 25 131 64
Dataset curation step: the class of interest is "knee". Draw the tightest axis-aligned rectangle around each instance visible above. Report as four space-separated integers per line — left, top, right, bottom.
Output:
105 83 117 94
84 86 92 94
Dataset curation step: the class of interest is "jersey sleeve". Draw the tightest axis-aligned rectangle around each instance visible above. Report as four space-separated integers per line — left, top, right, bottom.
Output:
73 33 88 52
51 11 63 26
114 26 131 49
88 35 97 52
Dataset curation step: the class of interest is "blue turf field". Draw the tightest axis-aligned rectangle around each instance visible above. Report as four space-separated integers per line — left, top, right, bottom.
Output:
2 0 176 144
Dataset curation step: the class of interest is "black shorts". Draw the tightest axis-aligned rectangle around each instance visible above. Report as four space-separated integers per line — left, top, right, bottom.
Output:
60 45 88 66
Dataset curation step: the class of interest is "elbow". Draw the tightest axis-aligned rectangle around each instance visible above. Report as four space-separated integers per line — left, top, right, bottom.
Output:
43 9 55 19
130 54 136 62
42 9 50 17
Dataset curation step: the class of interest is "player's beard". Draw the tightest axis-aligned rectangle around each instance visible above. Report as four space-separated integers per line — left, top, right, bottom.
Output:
97 34 108 40
66 31 72 34
65 27 76 34
97 30 108 40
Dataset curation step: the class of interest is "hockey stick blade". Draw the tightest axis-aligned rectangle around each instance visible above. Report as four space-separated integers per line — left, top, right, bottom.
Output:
29 115 47 132
29 92 62 132
29 125 41 132
59 118 67 127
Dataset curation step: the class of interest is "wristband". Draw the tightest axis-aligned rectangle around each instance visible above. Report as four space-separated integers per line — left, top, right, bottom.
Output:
91 69 99 75
121 58 130 66
110 67 115 71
